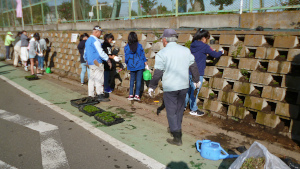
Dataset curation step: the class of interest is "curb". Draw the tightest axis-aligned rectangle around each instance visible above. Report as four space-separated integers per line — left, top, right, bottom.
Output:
43 71 300 162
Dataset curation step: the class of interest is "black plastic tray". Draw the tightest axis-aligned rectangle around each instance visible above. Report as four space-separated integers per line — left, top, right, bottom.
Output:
78 106 104 116
94 115 124 126
70 97 99 108
25 76 39 81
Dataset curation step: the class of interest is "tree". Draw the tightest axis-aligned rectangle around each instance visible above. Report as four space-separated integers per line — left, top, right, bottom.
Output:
131 10 138 16
178 0 187 13
139 0 157 14
210 0 234 10
157 3 171 14
111 0 121 19
189 0 205 12
102 5 113 19
58 2 73 21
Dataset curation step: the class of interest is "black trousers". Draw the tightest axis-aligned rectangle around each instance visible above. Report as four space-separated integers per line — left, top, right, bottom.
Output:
163 88 189 132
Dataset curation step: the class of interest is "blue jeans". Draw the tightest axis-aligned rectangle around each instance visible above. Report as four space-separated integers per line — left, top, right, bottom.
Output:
129 69 143 96
6 46 10 59
38 56 44 69
80 63 90 83
104 71 110 90
185 75 203 111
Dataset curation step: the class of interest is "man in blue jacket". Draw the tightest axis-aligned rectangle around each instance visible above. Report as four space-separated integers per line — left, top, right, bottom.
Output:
84 26 111 101
148 29 201 146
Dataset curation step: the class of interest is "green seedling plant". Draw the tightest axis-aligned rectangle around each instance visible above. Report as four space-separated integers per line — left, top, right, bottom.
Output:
144 48 149 54
238 100 243 104
273 81 279 85
240 69 249 76
152 40 158 44
248 52 254 57
83 105 99 113
280 55 286 58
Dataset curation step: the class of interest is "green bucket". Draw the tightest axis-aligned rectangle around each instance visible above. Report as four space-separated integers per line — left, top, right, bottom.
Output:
45 67 51 74
143 70 152 81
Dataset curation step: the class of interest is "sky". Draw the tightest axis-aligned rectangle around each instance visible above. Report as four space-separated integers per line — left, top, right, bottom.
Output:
0 0 292 16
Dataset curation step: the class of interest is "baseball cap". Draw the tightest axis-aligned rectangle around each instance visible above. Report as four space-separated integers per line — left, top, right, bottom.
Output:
7 32 13 35
93 26 102 31
160 29 178 39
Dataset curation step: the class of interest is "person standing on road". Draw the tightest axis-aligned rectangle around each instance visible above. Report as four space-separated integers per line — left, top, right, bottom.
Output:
84 26 111 102
125 32 149 101
4 32 15 60
28 33 41 76
20 31 29 71
78 33 90 86
148 29 201 146
185 28 224 117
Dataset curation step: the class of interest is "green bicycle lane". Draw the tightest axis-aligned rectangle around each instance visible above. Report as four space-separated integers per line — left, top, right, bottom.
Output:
0 62 233 169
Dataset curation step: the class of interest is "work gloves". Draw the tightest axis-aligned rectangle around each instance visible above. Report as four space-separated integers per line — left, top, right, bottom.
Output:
148 88 154 97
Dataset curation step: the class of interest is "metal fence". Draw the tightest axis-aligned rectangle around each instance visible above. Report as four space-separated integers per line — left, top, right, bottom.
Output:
0 0 299 28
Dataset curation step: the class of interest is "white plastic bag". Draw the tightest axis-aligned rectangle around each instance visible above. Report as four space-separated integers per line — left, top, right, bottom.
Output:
229 141 290 169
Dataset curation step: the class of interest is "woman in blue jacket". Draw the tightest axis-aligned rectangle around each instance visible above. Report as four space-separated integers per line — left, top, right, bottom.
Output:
186 28 224 116
125 32 148 101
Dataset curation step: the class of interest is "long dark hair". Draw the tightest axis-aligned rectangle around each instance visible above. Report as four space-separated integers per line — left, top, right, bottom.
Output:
192 28 210 43
128 32 138 45
104 33 114 42
34 32 40 41
79 33 89 41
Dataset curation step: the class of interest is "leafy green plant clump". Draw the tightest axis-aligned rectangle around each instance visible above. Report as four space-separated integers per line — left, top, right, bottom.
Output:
273 81 279 85
280 55 286 58
209 93 215 96
241 157 265 169
185 40 192 49
144 48 149 54
152 40 158 44
240 69 249 76
25 75 37 79
83 105 99 113
249 52 254 57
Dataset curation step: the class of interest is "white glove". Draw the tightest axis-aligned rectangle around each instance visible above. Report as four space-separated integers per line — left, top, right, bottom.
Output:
145 65 150 70
114 56 120 62
220 48 225 54
193 81 202 89
148 88 155 97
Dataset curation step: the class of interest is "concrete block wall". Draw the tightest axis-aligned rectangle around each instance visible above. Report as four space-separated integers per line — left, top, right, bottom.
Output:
1 30 300 139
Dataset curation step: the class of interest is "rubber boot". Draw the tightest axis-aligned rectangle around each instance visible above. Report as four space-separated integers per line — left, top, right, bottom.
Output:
97 94 110 102
167 131 182 146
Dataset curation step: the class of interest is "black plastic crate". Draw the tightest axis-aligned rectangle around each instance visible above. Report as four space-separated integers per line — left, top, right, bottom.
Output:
70 97 99 108
78 106 104 117
25 76 39 81
94 113 124 126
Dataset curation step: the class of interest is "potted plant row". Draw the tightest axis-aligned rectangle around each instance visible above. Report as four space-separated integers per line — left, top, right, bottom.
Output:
79 105 103 116
94 111 124 126
25 74 39 81
70 96 99 108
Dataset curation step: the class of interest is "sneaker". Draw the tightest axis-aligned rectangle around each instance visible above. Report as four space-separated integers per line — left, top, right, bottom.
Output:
24 66 28 71
189 110 205 116
128 95 134 100
37 73 43 76
134 95 141 101
6 58 11 60
81 83 84 86
104 87 113 93
97 94 110 102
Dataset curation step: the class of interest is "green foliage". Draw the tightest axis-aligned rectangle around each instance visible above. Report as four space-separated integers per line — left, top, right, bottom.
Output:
25 75 37 79
152 40 158 44
240 69 249 76
210 0 234 10
83 105 99 113
231 117 239 121
249 52 254 57
102 5 114 18
257 91 261 95
157 3 171 14
153 30 161 38
238 100 243 104
280 55 286 58
230 63 237 67
144 48 149 54
185 40 192 49
139 0 158 14
58 2 73 20
209 93 215 96
0 34 5 41
273 81 279 85
131 10 138 16
241 157 265 169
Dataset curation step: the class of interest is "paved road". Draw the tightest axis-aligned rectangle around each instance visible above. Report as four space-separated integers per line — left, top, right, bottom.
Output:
0 78 148 169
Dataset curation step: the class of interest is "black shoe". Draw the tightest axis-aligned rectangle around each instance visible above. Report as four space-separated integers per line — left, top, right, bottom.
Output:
97 94 110 102
167 131 182 146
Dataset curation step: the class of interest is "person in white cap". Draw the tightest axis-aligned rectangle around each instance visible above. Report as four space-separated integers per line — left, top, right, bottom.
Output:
84 26 111 102
4 32 15 60
148 29 201 146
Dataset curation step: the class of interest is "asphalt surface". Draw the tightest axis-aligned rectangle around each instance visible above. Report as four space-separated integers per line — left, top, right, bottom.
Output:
0 78 148 169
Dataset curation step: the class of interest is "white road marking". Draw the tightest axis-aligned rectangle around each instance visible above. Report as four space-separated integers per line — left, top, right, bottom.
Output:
0 160 18 169
0 75 166 169
0 110 70 169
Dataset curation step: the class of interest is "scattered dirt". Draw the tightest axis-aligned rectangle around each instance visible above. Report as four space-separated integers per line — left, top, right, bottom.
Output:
214 72 223 78
249 89 261 97
239 76 250 83
268 80 281 87
257 67 267 72
218 106 228 116
223 84 233 92
261 105 274 114
233 99 244 107
275 55 287 61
